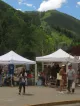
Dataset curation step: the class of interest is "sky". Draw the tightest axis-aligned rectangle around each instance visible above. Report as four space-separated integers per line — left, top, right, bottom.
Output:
2 0 80 20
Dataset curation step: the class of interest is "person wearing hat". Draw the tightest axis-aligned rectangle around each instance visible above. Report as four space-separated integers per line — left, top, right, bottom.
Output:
58 64 66 93
67 63 76 93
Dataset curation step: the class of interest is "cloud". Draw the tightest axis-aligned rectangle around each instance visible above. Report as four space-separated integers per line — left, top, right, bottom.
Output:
33 6 36 9
38 0 67 12
77 1 80 6
76 5 78 8
18 0 23 5
17 0 36 9
16 8 22 11
23 3 33 7
18 0 33 7
76 1 80 8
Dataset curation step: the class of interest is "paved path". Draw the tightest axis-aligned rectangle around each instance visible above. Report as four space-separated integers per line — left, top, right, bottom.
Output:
55 103 80 106
0 86 80 106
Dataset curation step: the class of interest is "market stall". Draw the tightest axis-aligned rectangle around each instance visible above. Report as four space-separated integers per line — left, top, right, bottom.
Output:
36 49 75 86
0 51 36 86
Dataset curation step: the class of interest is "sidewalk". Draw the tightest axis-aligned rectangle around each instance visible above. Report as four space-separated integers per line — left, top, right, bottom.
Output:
55 103 80 106
0 86 79 106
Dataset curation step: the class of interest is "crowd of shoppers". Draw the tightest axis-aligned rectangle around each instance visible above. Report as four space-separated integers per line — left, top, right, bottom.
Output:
37 63 77 94
58 63 76 94
0 63 79 95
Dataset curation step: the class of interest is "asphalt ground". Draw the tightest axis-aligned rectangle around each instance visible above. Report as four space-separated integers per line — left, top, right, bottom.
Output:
55 103 80 106
0 86 80 106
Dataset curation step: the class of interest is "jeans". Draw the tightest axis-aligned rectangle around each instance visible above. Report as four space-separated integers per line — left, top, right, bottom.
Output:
19 82 25 94
67 80 73 92
56 80 60 87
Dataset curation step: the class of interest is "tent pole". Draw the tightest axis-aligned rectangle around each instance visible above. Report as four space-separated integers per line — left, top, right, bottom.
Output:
14 64 16 86
42 62 44 72
66 62 68 73
35 64 37 85
11 74 13 87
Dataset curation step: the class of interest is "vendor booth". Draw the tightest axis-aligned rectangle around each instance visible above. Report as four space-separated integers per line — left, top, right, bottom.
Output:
0 51 37 86
36 49 74 62
36 49 79 86
0 50 35 64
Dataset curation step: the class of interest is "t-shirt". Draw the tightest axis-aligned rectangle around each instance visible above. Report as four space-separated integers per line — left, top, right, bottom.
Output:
67 69 75 80
19 72 27 83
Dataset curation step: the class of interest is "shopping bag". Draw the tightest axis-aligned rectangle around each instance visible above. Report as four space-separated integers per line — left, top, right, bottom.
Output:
72 81 75 89
57 73 62 80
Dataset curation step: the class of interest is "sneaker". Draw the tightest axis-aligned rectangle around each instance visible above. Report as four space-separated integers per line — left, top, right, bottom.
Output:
19 92 21 95
72 89 75 93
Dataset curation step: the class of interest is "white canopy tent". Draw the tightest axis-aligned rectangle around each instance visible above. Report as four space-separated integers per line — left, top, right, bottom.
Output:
36 49 77 75
36 49 74 62
36 49 80 84
0 50 36 64
73 56 80 63
79 56 80 60
0 51 37 84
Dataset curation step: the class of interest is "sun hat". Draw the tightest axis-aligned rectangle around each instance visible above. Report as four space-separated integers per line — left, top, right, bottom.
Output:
62 64 65 67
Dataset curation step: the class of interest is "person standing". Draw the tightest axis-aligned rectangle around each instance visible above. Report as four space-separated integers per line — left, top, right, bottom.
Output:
58 65 66 93
18 67 27 95
67 63 76 93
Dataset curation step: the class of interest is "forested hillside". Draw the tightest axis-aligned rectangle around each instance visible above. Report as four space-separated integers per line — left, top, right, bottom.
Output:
0 0 80 59
40 10 80 38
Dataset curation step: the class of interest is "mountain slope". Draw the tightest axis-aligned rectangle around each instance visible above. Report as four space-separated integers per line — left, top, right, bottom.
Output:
40 10 80 38
0 0 80 57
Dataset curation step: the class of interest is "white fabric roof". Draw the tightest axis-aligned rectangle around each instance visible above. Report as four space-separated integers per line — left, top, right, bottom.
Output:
73 56 80 63
0 51 36 64
36 49 74 62
78 56 80 63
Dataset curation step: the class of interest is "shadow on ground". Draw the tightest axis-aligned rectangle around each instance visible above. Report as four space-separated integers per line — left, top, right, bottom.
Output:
24 93 34 96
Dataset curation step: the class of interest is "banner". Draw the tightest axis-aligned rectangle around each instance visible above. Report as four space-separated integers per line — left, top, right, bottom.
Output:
8 64 14 75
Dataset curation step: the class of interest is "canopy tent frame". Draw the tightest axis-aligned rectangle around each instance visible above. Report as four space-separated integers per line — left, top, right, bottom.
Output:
0 51 37 85
36 49 78 80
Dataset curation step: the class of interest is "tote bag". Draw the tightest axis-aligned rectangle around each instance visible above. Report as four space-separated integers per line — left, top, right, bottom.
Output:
72 81 75 89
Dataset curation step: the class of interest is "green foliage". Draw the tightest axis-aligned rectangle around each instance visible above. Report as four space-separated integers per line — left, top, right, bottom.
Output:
51 31 72 50
41 10 80 38
0 0 80 59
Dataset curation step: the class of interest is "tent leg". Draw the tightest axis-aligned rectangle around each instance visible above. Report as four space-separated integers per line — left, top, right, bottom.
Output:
35 64 37 85
42 62 44 72
11 74 13 87
66 62 68 73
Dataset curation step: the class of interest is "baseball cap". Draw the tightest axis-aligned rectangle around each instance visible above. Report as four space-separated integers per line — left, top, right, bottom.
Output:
68 63 72 66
